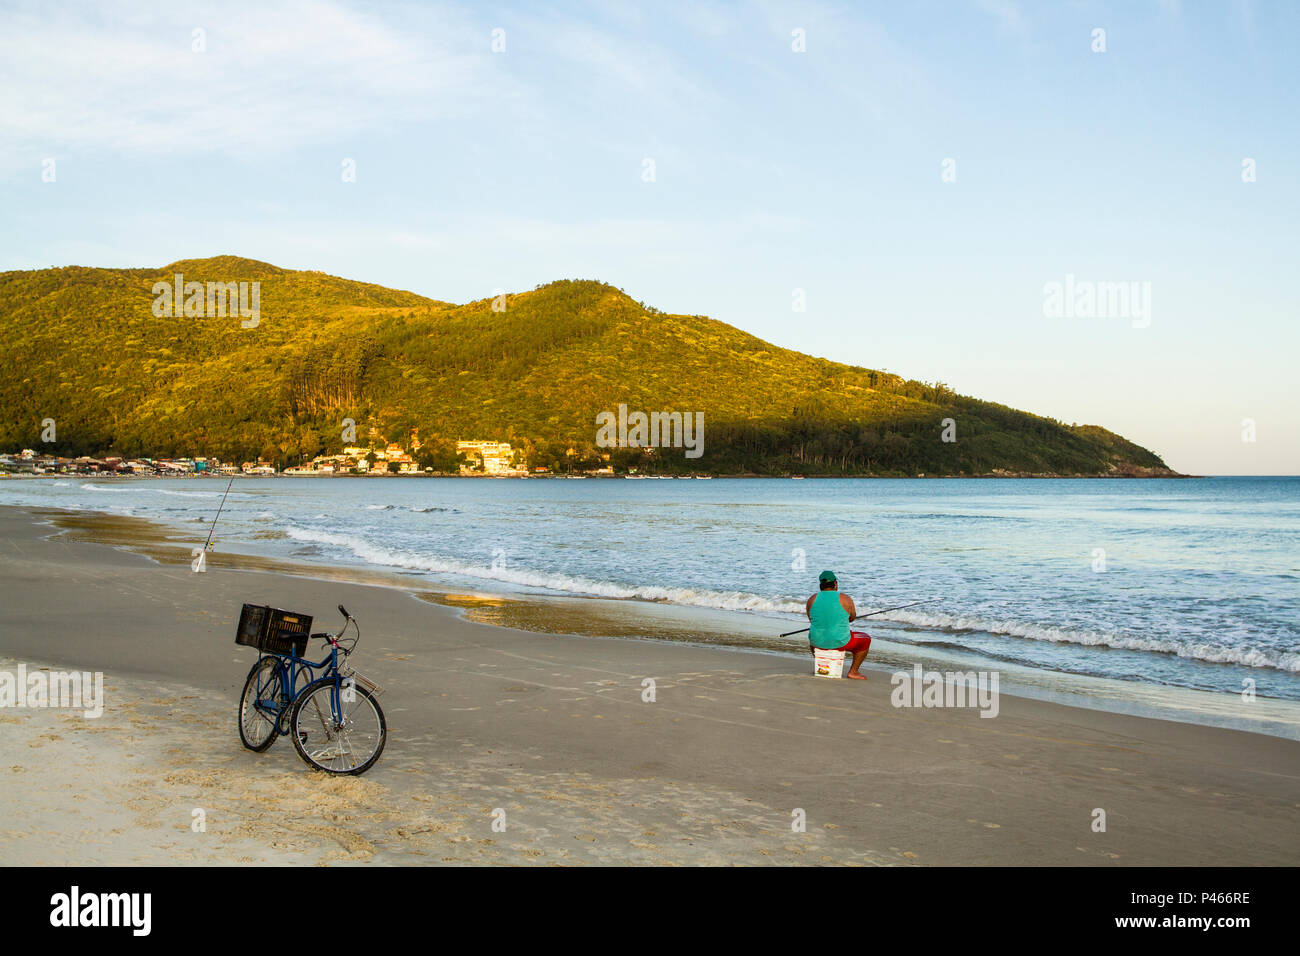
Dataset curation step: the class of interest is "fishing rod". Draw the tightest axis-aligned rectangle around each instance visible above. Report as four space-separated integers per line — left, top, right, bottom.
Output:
779 599 936 638
202 475 236 552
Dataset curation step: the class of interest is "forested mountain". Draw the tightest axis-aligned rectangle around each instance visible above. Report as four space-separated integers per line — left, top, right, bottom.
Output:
0 257 1176 476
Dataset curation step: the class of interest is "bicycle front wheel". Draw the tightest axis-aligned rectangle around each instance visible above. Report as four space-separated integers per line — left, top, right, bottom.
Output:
289 678 387 775
238 656 285 752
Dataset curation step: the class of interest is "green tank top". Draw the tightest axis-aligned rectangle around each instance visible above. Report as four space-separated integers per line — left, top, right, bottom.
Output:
808 590 850 649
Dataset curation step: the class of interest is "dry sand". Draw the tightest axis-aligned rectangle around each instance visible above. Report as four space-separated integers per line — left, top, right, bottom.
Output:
0 505 1297 865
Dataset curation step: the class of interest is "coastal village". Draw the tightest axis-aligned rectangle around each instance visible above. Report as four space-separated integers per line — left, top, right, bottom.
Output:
0 439 516 477
0 436 628 478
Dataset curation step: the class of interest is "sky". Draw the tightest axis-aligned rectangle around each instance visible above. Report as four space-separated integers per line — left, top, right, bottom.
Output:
1 0 1296 475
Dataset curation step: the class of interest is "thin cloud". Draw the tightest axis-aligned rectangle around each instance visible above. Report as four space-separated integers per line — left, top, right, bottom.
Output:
975 0 1025 34
0 0 508 165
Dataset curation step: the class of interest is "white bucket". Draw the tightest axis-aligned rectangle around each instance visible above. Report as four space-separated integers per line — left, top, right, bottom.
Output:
812 648 845 678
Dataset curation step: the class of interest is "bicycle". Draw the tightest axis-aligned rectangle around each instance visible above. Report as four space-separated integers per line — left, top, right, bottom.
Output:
235 603 387 775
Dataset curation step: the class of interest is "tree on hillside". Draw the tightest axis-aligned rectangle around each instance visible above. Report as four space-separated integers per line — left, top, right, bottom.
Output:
414 439 463 473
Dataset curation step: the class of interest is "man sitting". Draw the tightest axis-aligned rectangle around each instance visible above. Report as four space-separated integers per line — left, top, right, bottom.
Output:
806 570 872 680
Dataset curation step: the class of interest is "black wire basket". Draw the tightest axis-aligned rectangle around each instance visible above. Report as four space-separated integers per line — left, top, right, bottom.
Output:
235 603 313 657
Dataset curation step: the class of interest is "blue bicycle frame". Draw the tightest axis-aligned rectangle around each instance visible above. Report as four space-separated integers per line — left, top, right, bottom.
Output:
253 640 342 732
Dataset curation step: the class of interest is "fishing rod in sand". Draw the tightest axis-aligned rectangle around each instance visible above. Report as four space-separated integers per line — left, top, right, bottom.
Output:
202 475 236 553
779 599 936 638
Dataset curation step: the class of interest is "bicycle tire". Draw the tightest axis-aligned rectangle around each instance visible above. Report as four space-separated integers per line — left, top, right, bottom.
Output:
237 656 285 752
289 677 387 775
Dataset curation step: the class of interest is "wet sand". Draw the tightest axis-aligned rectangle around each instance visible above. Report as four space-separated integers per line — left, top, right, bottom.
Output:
0 505 1297 865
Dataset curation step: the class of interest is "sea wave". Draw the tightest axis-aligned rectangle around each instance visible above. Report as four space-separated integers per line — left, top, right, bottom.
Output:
78 483 255 501
278 525 1300 673
282 526 805 615
894 512 1027 521
891 610 1300 673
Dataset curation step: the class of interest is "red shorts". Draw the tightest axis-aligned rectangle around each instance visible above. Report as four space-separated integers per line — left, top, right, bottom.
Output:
837 632 871 654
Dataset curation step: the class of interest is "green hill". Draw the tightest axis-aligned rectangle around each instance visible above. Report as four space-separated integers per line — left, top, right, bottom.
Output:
0 257 1176 476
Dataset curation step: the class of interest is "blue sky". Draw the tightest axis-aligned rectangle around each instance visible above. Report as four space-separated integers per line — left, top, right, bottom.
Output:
2 0 1296 474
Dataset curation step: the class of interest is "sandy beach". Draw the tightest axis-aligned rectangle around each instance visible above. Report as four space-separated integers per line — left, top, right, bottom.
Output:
1 504 1297 866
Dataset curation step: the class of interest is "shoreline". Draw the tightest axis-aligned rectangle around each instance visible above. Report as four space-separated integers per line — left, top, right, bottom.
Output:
0 503 1297 865
7 501 1299 742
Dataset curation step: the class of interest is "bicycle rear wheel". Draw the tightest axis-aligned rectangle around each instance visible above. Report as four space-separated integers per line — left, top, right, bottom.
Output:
238 656 286 752
290 677 386 775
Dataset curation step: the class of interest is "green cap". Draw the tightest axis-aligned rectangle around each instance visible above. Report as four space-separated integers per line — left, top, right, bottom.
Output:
818 570 837 584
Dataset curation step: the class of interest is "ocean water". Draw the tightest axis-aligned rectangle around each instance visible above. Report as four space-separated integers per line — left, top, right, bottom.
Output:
5 476 1298 704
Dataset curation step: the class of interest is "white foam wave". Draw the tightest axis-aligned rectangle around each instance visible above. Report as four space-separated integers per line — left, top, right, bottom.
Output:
893 611 1300 673
273 525 1300 675
283 526 805 615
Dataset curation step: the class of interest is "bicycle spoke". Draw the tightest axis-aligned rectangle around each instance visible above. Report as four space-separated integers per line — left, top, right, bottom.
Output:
292 680 383 773
239 658 282 751
308 693 331 734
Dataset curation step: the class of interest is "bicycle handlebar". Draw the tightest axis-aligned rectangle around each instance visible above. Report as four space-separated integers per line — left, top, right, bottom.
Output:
309 605 360 653
304 608 361 655
331 605 361 654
